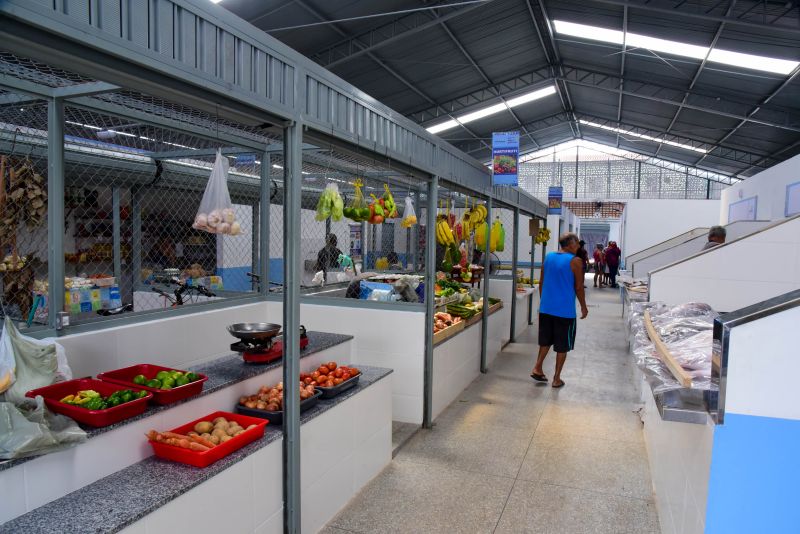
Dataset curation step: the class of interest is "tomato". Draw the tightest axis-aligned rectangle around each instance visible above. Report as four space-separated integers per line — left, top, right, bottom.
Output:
333 377 343 385
327 361 337 371
350 368 360 376
311 371 320 380
303 377 313 385
319 365 329 375
341 372 351 380
325 380 334 387
333 368 343 378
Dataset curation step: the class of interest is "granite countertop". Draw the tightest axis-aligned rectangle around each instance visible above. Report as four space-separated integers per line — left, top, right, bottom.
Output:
0 331 352 473
0 366 392 534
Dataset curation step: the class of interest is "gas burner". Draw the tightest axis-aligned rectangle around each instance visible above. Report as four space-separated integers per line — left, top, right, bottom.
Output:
230 326 309 364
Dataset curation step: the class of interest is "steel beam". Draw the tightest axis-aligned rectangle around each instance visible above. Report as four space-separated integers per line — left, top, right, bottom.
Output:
51 81 120 99
655 0 735 157
131 187 143 295
738 137 800 177
282 122 303 534
260 150 271 297
294 0 491 153
423 176 438 429
112 187 121 280
480 196 492 373
587 0 800 35
510 207 520 342
47 97 65 330
615 6 628 148
695 64 800 167
310 1 487 68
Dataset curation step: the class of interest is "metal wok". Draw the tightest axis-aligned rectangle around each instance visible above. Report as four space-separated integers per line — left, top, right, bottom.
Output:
226 323 282 342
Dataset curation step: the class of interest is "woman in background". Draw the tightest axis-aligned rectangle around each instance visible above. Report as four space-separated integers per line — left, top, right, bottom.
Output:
593 244 606 288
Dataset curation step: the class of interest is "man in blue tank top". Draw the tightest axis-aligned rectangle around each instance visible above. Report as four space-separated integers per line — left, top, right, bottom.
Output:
531 232 588 388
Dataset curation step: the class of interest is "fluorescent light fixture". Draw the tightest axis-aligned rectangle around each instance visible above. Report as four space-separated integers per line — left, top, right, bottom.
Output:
273 164 283 169
209 0 223 3
425 85 557 134
578 119 707 153
553 19 799 75
66 120 102 130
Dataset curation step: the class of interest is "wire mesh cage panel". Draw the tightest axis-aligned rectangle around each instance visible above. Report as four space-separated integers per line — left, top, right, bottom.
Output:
490 206 515 277
60 104 263 324
0 96 49 330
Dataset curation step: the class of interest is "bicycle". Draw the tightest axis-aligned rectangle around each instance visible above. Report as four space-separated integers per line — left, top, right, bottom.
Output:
151 277 216 306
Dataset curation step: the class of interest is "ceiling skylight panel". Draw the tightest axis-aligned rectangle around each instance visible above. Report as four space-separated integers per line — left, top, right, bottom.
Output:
578 120 707 154
457 102 508 124
553 19 799 75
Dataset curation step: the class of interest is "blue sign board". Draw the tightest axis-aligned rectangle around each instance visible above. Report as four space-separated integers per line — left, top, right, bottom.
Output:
548 186 563 215
236 153 257 165
491 131 519 186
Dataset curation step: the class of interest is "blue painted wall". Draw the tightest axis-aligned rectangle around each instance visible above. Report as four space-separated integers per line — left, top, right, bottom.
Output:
705 413 800 533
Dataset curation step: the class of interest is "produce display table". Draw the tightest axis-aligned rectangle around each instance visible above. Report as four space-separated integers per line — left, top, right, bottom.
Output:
0 331 354 522
2 366 392 534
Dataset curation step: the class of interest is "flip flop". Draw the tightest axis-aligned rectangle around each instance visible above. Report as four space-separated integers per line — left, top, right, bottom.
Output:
530 373 548 382
552 380 565 389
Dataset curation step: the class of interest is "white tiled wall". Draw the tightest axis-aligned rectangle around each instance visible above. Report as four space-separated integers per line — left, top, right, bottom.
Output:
432 323 482 420
725 306 800 421
641 383 715 534
115 377 392 534
649 216 800 312
270 301 425 424
55 302 271 379
0 342 352 525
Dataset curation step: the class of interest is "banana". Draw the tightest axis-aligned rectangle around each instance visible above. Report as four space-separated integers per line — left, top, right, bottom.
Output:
0 370 12 394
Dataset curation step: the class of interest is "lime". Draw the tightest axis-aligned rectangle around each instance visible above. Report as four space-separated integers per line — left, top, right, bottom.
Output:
161 383 173 390
137 390 148 398
171 371 184 378
186 372 199 382
161 377 175 388
132 374 147 385
121 392 133 403
175 375 190 387
155 371 171 381
147 378 161 388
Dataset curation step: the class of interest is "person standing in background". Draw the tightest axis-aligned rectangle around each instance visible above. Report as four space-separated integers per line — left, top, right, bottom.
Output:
576 240 589 288
531 232 589 389
604 241 621 289
593 244 606 288
702 226 727 250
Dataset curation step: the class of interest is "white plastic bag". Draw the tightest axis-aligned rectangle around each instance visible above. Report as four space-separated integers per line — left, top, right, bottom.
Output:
2 317 72 405
0 323 16 394
0 397 87 460
401 196 417 228
193 150 241 235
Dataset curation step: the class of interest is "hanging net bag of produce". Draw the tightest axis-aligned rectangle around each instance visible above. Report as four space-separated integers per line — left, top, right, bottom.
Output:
492 218 505 252
401 196 417 228
344 178 370 222
193 149 241 235
315 183 344 222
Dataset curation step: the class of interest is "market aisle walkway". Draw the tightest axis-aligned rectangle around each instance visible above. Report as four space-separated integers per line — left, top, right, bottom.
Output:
322 283 660 534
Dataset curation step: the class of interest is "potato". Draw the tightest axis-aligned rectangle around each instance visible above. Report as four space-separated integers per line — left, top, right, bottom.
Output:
212 428 227 439
201 433 213 441
220 435 233 443
194 421 214 434
209 435 220 445
226 425 243 436
246 424 257 431
234 430 245 437
212 417 228 425
214 421 230 431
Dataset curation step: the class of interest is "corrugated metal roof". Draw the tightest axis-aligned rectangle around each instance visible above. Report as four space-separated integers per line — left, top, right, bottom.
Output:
222 0 800 179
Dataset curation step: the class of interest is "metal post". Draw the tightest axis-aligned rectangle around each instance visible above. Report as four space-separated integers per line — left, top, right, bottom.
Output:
131 187 142 294
636 161 642 199
259 152 270 296
47 98 65 330
112 187 121 280
684 168 689 199
510 207 519 343
574 146 579 198
412 190 420 271
422 176 438 429
282 123 302 534
706 179 711 200
528 225 535 326
252 202 259 292
361 221 367 270
480 196 492 373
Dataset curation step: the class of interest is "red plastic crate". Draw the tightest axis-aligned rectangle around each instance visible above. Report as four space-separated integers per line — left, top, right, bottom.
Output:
97 364 208 405
148 411 268 468
26 378 152 427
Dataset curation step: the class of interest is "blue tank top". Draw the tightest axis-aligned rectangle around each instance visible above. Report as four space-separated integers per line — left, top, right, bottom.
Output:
539 252 577 318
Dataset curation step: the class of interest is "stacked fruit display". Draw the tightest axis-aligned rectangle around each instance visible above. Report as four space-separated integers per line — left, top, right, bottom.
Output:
132 369 202 390
301 362 360 388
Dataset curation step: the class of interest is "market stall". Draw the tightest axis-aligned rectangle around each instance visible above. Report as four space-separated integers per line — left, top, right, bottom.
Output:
629 290 800 534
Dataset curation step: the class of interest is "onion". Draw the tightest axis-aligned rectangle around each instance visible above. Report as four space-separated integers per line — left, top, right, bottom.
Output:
230 221 242 235
218 222 231 234
222 208 235 223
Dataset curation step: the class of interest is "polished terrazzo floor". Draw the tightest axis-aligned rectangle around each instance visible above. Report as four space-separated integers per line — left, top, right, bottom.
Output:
322 282 660 534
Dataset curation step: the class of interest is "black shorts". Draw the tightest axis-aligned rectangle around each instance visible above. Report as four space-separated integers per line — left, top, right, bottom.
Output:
538 313 577 353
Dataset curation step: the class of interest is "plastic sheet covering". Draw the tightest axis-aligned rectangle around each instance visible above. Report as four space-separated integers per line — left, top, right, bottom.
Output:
628 301 717 394
0 396 87 460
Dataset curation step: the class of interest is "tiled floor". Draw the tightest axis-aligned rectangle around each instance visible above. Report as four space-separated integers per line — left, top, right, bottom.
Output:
322 284 659 534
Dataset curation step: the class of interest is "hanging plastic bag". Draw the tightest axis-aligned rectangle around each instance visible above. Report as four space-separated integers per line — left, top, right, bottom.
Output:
2 316 71 405
401 196 417 228
315 183 343 222
193 150 240 235
0 396 87 460
0 323 15 394
491 218 504 252
344 179 370 222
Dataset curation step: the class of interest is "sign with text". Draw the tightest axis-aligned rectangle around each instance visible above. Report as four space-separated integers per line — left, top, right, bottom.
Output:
548 186 563 214
491 131 519 186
